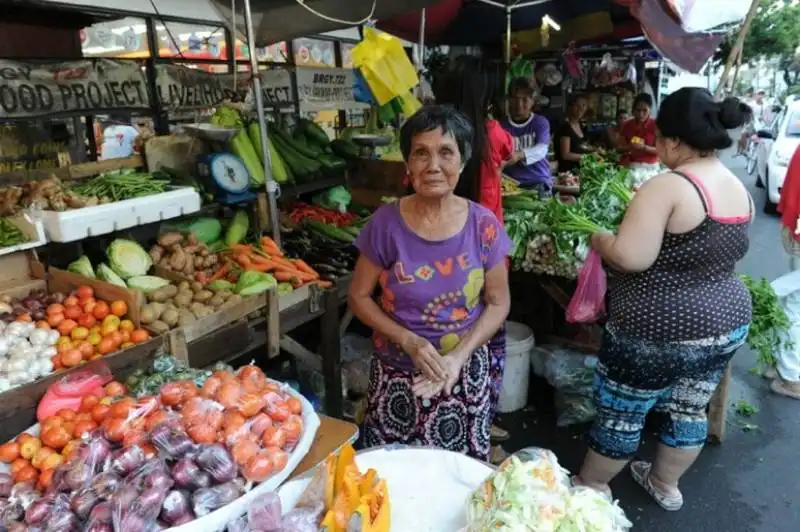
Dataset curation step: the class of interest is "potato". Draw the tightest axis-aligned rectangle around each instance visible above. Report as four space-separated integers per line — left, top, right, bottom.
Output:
150 302 167 318
203 255 219 268
161 308 180 327
158 257 172 270
149 245 164 264
140 305 158 325
177 309 196 327
219 294 243 310
149 320 170 334
182 261 195 276
173 292 193 308
199 248 209 257
208 294 226 308
178 281 191 292
187 233 199 245
157 232 183 248
214 290 233 301
194 256 205 269
148 285 178 302
191 281 204 293
193 290 213 303
190 303 214 319
169 248 187 270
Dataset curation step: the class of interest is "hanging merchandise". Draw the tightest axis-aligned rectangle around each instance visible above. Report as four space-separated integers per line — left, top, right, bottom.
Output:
536 63 563 88
562 43 583 80
352 27 419 106
664 0 751 34
625 61 637 86
591 54 624 87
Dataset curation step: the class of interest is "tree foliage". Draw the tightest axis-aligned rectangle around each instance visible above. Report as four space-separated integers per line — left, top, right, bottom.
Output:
715 0 800 87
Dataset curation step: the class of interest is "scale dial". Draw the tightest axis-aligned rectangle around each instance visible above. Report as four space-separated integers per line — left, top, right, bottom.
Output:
208 153 250 194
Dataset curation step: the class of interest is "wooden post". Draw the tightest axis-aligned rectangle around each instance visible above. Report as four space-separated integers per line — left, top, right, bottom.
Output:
730 46 745 95
716 0 760 98
707 362 733 443
320 290 343 418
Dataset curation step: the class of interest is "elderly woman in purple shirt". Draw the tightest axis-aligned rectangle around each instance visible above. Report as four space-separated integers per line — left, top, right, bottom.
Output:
348 105 512 460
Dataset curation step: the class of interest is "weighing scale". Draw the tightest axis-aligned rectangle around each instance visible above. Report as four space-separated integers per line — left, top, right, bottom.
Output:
184 123 256 205
197 153 256 204
351 134 393 159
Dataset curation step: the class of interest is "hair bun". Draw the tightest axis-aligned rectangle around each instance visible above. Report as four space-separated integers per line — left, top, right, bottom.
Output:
718 97 749 129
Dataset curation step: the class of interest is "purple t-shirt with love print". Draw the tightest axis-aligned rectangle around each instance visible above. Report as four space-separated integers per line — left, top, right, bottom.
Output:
354 200 511 372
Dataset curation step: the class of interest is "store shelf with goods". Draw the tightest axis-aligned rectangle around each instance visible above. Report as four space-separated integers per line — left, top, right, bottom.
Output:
279 175 348 200
0 214 47 257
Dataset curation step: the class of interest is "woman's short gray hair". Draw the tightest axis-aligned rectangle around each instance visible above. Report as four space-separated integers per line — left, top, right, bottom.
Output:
400 105 474 163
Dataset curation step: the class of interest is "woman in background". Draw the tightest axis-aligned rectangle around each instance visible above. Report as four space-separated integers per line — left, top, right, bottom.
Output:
574 88 752 511
555 94 595 172
434 55 515 457
617 93 661 185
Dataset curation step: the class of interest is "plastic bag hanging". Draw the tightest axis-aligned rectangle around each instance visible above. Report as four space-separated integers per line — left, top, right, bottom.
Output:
352 27 419 105
566 249 607 324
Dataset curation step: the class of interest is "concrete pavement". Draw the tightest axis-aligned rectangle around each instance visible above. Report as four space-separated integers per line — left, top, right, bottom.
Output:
503 149 800 532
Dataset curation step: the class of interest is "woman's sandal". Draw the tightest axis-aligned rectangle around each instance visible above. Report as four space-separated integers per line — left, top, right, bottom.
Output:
770 378 800 400
630 461 683 511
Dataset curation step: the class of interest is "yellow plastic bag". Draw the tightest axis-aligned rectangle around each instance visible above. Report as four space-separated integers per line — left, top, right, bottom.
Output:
352 27 419 105
398 93 422 116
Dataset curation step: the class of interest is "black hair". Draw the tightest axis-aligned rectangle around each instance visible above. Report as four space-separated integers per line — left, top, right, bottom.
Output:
400 104 474 165
633 93 653 109
508 77 535 98
432 55 498 202
568 93 588 108
656 87 750 152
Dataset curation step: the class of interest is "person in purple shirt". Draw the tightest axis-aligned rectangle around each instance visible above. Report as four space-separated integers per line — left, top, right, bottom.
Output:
348 105 512 461
501 77 553 197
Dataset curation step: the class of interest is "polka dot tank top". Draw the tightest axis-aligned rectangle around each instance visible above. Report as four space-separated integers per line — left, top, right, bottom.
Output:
607 171 753 343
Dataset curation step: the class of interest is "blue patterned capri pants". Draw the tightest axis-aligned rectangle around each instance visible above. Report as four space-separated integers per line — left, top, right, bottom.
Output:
589 325 749 460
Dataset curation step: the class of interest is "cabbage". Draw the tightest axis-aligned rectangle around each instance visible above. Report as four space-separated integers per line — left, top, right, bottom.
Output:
126 275 171 293
96 263 127 287
67 255 95 278
235 271 276 296
467 448 631 532
107 239 152 279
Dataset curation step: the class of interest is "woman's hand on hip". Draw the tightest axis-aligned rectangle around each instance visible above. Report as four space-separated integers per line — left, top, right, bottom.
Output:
401 332 448 382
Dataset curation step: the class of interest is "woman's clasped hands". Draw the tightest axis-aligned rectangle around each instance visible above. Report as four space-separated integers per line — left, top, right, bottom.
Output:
401 332 467 399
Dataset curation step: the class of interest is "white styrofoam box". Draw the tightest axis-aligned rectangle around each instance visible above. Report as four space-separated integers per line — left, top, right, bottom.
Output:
0 213 47 256
0 383 320 532
279 446 495 532
38 187 201 242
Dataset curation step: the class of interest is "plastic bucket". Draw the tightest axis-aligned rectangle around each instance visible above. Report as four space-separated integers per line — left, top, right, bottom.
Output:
497 321 534 413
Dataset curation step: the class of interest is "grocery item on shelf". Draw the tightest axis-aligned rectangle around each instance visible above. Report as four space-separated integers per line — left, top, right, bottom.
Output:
0 214 47 257
139 279 247 333
125 356 225 397
149 232 222 283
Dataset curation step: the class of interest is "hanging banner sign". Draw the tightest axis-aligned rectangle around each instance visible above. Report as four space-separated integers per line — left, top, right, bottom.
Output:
156 64 293 110
155 64 245 110
0 59 149 119
295 68 368 112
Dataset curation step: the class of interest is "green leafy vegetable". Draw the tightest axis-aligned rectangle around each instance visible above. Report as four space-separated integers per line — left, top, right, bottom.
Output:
107 239 153 279
126 275 171 293
740 274 790 370
96 263 127 287
235 270 277 296
67 255 96 278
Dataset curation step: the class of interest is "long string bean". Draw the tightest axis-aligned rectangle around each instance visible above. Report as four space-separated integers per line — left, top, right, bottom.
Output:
71 172 170 202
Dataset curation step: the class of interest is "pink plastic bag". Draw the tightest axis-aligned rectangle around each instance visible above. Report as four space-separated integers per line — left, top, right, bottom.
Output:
37 363 112 422
566 250 607 324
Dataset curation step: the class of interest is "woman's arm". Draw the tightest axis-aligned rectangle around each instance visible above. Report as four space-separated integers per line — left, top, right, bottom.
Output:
348 255 416 347
590 174 675 272
560 136 583 162
449 263 511 363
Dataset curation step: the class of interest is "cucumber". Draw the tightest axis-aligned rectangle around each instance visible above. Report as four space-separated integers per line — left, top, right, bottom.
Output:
269 125 321 180
294 131 322 156
299 118 330 146
317 154 347 172
330 138 360 160
305 220 355 243
342 225 361 237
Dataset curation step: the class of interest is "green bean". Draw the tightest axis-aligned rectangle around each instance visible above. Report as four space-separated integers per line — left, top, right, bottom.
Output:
0 218 28 247
71 171 170 202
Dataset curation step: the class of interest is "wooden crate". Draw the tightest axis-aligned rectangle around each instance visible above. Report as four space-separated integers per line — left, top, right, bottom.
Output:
0 155 143 186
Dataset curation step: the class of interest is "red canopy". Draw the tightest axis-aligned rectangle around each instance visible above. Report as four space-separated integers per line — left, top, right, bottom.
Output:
376 0 463 42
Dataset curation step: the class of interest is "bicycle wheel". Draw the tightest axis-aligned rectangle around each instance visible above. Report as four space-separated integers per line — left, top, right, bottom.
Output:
746 143 757 175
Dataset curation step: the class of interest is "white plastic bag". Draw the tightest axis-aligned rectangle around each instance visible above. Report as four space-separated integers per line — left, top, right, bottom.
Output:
540 347 598 427
773 268 800 382
665 0 751 34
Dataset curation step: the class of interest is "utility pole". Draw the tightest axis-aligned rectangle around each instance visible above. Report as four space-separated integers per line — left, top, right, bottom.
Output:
716 0 760 98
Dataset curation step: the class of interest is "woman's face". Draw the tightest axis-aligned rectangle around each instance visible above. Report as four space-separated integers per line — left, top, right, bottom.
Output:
570 98 588 119
406 128 463 198
633 101 651 123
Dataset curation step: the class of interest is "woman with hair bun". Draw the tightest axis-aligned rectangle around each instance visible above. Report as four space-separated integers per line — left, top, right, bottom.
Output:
573 87 753 511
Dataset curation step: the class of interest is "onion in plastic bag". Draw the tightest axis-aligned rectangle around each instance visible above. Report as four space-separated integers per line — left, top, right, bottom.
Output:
246 491 281 531
160 490 193 525
171 458 212 491
192 479 245 517
196 443 238 484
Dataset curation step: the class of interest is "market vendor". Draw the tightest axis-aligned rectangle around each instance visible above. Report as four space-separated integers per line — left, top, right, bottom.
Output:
573 87 752 511
617 93 661 184
501 77 553 198
100 113 141 160
554 94 597 172
348 104 511 462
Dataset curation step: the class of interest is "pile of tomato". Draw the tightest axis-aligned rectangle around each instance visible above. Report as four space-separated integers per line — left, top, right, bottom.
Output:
0 380 128 492
42 286 151 369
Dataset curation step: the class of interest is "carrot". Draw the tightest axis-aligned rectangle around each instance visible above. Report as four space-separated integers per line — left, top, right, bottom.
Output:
291 258 318 277
195 271 209 284
260 236 283 256
245 263 272 272
208 263 232 282
250 254 273 266
237 253 253 268
273 271 295 282
314 280 333 289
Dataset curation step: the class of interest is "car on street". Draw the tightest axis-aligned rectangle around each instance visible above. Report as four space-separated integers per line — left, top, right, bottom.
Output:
755 100 800 213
